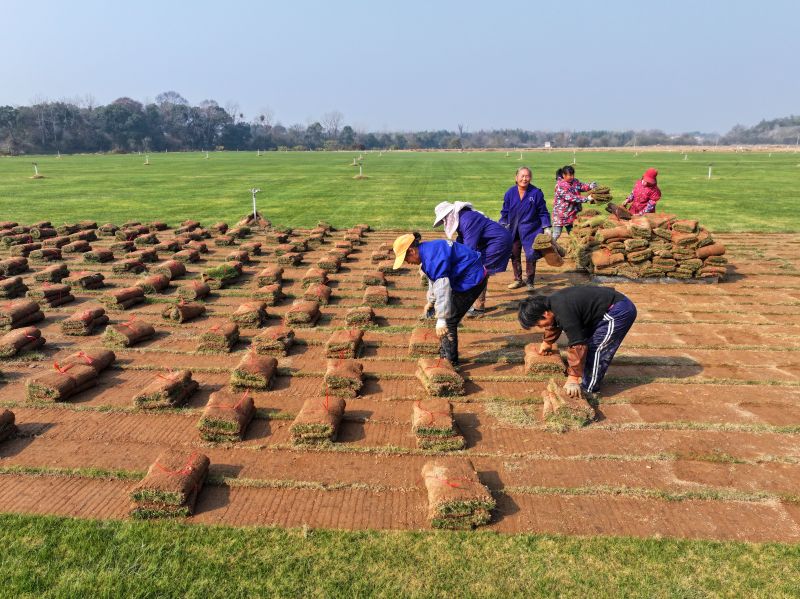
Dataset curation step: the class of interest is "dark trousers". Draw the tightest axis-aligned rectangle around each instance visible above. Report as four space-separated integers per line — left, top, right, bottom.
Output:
582 297 637 392
440 277 488 364
510 237 536 283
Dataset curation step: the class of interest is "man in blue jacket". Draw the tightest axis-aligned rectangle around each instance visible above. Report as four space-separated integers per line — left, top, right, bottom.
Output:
393 232 487 365
499 166 551 291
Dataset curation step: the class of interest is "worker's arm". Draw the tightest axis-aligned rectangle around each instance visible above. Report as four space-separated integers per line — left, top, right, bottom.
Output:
623 188 635 207
429 277 453 333
643 187 662 213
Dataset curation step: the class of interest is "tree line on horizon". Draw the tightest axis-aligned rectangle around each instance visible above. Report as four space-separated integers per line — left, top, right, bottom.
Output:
1 91 798 155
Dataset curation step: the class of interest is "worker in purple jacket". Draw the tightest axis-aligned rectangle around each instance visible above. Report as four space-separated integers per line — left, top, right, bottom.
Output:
499 166 551 291
433 201 512 317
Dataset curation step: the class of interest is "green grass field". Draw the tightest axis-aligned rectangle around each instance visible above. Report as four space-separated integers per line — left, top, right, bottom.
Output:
1 150 798 232
1 514 798 598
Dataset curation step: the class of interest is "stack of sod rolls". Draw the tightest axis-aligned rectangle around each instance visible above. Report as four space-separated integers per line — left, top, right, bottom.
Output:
412 398 465 450
416 358 464 396
197 390 255 442
421 459 495 529
133 370 199 408
290 395 346 445
566 209 728 280
130 451 209 518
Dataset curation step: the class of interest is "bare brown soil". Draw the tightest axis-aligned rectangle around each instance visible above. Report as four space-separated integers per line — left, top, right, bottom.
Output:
0 227 799 541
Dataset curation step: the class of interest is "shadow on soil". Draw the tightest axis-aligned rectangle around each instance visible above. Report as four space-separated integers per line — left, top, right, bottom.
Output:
0 422 55 458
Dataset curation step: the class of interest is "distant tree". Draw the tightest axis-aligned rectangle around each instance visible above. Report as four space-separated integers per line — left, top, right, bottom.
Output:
338 125 355 148
321 110 344 139
304 122 324 149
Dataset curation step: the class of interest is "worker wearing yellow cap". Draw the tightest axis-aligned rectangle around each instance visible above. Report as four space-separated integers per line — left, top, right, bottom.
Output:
393 232 487 365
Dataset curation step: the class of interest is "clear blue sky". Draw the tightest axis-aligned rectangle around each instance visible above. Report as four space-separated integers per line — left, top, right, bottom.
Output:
1 0 797 133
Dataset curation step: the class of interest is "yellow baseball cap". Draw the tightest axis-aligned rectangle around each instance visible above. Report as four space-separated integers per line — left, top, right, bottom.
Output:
392 233 415 270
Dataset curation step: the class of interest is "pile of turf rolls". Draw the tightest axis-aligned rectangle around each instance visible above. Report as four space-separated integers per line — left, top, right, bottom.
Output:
362 271 386 287
100 286 145 310
276 251 301 266
363 285 389 307
112 259 146 274
161 301 206 323
25 362 99 402
0 276 28 298
251 325 295 356
0 326 45 357
408 327 440 357
316 253 341 273
412 398 465 451
130 451 209 518
0 299 44 330
33 263 68 283
421 459 495 529
197 391 255 442
63 271 105 290
0 257 29 275
61 307 109 336
416 358 464 396
324 329 363 359
256 265 283 286
589 185 613 203
27 283 75 308
301 267 328 288
284 300 320 328
196 320 239 353
541 378 595 433
323 359 363 398
133 370 199 408
176 281 210 301
303 283 332 305
230 352 277 390
290 396 346 445
230 301 268 327
566 209 728 280
202 262 242 289
345 306 374 326
252 283 283 305
135 274 170 295
102 320 155 348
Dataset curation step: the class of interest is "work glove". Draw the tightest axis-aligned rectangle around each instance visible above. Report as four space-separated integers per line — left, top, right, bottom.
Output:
543 227 551 236
589 181 598 190
435 322 448 338
564 382 582 398
420 302 435 320
587 195 595 204
538 341 554 355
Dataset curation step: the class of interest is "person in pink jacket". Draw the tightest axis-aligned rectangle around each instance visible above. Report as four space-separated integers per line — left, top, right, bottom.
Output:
623 168 662 215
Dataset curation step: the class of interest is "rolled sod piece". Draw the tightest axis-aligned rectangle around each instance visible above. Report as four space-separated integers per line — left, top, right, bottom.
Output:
197 320 239 353
541 379 595 432
626 248 653 264
422 459 495 530
290 396 346 445
277 251 302 267
82 249 114 263
301 267 328 288
135 274 171 295
133 370 199 409
184 240 208 254
409 327 440 357
130 451 209 518
623 238 648 252
323 359 363 398
0 409 16 443
333 241 352 255
327 248 349 263
112 259 147 275
198 390 255 442
2 234 33 248
671 230 699 248
696 243 726 259
644 213 674 229
252 325 295 357
151 260 186 280
284 300 320 328
0 299 44 331
230 352 278 390
10 242 41 257
316 254 341 273
324 329 364 359
699 265 727 278
202 262 242 289
363 285 388 307
305 234 324 249
211 222 228 234
413 399 465 451
317 221 333 232
704 256 728 267
56 223 80 235
416 358 464 397
376 260 395 274
370 250 390 263
303 283 332 305
109 241 135 254
256 265 283 287
615 264 642 279
266 232 289 245
62 240 91 254
176 281 211 301
0 276 28 299
148 221 168 232
272 243 295 256
345 306 374 326
161 301 206 323
25 363 98 402
133 233 160 246
61 348 116 374
672 219 699 233
343 232 362 245
252 284 284 306
533 233 564 267
128 248 159 263
523 343 565 375
33 263 69 283
679 258 703 272
100 287 145 311
230 301 268 328
627 217 652 240
155 241 181 253
26 283 75 308
31 226 57 239
172 249 200 264
103 320 155 348
64 271 105 290
0 326 45 357
286 238 307 252
98 223 119 236
61 307 109 336
0 257 30 275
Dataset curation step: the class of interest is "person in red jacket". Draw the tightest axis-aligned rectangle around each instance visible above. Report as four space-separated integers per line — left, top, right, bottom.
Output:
622 168 662 215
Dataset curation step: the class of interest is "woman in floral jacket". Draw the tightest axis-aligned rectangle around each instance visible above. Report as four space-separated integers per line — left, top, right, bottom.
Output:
551 166 596 241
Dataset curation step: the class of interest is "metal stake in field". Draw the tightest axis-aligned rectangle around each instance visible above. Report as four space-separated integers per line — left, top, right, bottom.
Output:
572 151 576 165
144 154 150 166
30 162 44 179
204 151 209 160
250 188 261 219
518 152 523 161
683 153 688 161
57 151 61 159
505 151 509 157
707 165 712 180
257 149 261 157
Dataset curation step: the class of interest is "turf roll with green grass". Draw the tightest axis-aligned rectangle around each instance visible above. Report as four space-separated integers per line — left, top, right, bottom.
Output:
230 352 277 390
0 299 44 331
130 451 209 519
201 262 242 289
412 398 465 451
197 390 255 442
196 320 239 353
133 370 199 409
422 459 495 530
290 396 346 445
284 300 320 328
251 325 295 356
61 307 109 336
99 287 145 310
324 329 363 359
0 326 45 358
416 358 464 396
161 301 206 323
541 378 596 433
102 320 155 348
323 359 363 398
